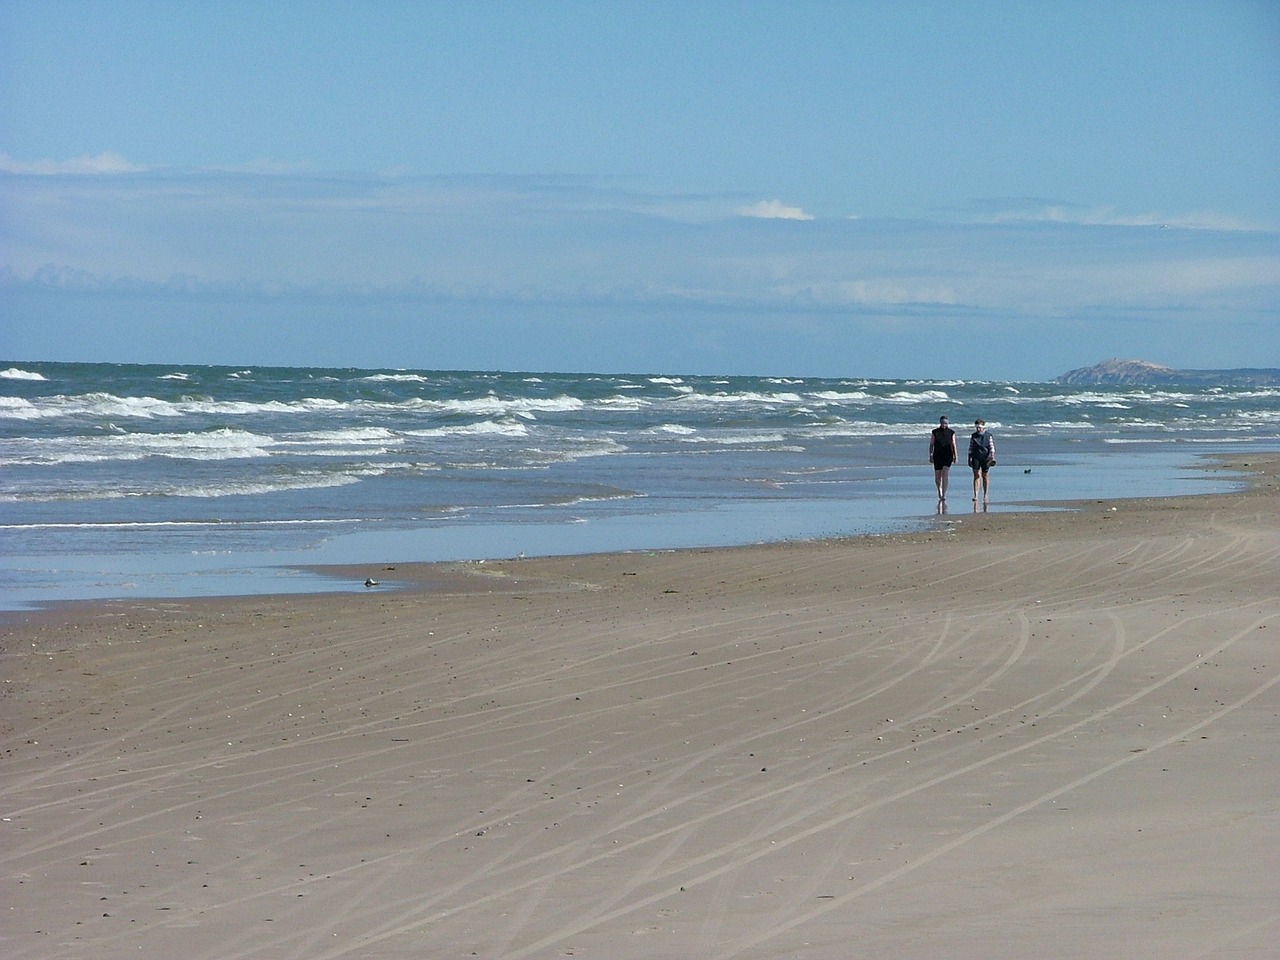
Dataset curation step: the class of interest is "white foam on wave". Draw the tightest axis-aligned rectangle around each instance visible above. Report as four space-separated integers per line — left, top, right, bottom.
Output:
597 395 650 411
406 420 530 439
1035 420 1098 431
11 392 184 420
800 421 916 438
525 436 627 462
278 426 401 449
6 425 419 466
165 473 365 498
131 428 277 460
318 426 397 441
6 428 277 465
0 397 54 420
679 432 789 446
362 373 433 383
1 367 47 381
433 395 586 418
810 390 874 402
0 467 366 502
3 445 144 466
1 393 177 420
885 390 950 403
1056 393 1131 407
1234 409 1280 424
491 489 641 511
649 423 697 435
1 392 358 420
464 436 626 469
678 390 804 406
201 397 346 416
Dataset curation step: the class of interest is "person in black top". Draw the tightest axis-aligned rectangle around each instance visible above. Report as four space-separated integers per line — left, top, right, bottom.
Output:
968 419 996 504
928 415 957 501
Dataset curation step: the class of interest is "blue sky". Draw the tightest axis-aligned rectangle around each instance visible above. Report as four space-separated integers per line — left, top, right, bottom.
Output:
2 0 1278 379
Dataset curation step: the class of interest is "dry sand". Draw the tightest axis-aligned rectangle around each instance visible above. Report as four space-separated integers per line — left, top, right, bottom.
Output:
3 455 1278 960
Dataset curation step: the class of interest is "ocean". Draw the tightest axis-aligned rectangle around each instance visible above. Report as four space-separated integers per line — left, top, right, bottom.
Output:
3 361 1278 611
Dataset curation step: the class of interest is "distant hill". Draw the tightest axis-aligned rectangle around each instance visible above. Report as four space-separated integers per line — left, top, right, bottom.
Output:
1057 359 1280 386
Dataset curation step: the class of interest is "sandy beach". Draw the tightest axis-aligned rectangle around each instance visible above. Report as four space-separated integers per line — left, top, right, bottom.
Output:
3 455 1278 960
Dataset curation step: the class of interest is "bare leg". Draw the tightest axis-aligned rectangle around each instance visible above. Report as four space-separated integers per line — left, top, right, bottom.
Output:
973 469 981 501
981 468 990 504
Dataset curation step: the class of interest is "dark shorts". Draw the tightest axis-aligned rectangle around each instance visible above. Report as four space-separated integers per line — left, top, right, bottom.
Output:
932 456 954 469
969 456 992 472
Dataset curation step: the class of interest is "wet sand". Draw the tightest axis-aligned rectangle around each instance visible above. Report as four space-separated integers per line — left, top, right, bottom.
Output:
3 455 1278 959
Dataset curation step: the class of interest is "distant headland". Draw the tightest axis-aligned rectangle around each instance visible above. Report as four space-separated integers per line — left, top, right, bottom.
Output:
1057 359 1280 386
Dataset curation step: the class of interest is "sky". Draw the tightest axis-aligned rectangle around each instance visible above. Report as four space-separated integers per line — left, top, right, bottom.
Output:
1 0 1278 380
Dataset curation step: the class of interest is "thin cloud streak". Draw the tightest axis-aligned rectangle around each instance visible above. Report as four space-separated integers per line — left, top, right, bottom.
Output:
974 197 1268 233
0 152 147 175
3 164 1274 314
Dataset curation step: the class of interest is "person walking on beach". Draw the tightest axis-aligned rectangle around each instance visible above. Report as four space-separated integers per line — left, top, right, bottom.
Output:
928 415 957 501
969 418 996 504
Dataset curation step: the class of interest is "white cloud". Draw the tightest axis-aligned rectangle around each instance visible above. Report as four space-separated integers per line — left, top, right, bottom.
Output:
736 199 814 221
0 152 147 175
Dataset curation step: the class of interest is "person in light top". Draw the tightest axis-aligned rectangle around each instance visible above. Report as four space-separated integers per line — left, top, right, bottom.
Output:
968 419 996 504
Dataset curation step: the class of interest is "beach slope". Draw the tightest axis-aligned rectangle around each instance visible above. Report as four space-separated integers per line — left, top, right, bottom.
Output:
3 457 1278 959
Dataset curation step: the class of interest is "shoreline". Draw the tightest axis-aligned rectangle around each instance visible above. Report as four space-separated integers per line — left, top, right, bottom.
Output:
0 443 1267 616
2 454 1277 958
4 449 1267 625
291 451 1278 611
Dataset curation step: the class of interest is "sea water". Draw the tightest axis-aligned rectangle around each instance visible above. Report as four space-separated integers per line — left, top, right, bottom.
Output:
3 361 1278 610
